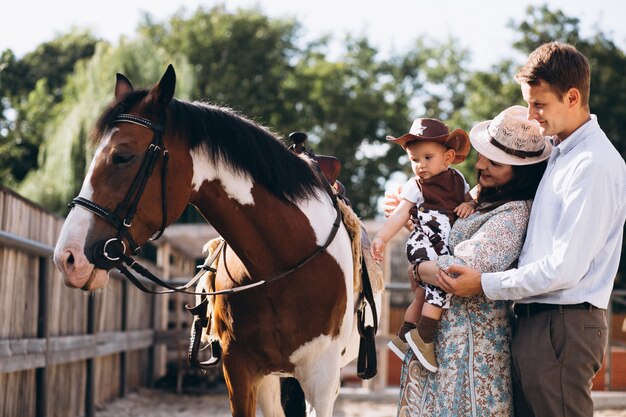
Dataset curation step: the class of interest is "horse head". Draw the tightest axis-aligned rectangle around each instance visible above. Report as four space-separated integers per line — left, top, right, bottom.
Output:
53 65 193 291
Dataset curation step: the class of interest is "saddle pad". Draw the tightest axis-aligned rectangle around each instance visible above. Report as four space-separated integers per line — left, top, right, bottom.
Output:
337 197 384 293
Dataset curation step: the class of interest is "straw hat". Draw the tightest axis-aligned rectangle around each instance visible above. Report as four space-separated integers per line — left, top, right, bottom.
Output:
386 118 470 164
469 106 552 166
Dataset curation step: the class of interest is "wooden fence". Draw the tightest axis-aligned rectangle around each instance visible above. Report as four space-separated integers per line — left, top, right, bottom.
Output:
0 186 196 417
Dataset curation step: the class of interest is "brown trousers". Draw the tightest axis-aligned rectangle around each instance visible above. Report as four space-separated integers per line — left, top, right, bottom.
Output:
511 306 607 417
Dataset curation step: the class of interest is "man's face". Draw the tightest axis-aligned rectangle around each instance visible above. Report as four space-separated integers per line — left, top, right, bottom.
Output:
521 80 572 141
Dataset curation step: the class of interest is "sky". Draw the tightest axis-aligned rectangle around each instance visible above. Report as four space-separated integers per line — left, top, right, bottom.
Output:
2 0 625 70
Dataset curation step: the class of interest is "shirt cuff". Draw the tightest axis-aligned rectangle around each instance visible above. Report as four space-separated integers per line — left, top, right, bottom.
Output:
481 271 506 300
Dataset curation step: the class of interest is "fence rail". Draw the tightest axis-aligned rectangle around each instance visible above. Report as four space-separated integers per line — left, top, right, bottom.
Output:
0 186 190 417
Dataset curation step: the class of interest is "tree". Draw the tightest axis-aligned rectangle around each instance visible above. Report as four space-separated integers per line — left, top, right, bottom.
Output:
139 6 303 131
509 5 626 160
18 37 194 214
285 36 411 217
0 30 98 184
7 4 625 228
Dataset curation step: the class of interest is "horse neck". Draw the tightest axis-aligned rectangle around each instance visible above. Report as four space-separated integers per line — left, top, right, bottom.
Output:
191 174 332 277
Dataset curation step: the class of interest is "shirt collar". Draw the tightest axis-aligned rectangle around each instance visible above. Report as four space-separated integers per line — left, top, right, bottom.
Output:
552 115 597 155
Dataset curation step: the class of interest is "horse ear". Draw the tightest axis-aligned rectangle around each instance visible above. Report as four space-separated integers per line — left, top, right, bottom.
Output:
147 64 176 109
115 73 133 100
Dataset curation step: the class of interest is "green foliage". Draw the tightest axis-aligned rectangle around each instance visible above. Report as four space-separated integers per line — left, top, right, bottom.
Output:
133 7 483 217
289 36 413 217
2 4 625 233
509 5 626 159
139 6 302 130
0 30 98 184
18 38 194 214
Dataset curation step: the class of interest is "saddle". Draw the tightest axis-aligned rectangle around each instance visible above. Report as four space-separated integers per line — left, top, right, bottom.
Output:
288 131 351 206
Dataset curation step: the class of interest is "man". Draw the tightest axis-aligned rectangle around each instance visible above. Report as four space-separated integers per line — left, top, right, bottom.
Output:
438 42 626 417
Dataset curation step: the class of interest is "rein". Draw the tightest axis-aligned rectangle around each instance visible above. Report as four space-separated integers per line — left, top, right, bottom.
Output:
112 195 342 297
68 114 343 297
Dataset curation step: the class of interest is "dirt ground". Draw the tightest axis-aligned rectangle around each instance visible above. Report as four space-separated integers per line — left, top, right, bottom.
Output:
94 387 396 417
94 386 626 417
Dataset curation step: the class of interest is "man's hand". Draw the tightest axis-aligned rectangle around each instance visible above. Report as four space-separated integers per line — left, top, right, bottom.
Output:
436 264 483 296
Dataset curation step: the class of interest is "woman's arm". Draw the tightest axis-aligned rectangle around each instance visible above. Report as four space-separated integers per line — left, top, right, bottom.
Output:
439 202 530 273
426 201 532 291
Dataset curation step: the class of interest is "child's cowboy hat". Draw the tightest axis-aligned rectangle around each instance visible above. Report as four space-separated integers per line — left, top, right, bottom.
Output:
469 105 552 166
386 118 470 164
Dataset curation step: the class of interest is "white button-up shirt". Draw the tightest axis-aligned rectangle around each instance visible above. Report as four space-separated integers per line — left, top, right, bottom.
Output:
482 116 626 308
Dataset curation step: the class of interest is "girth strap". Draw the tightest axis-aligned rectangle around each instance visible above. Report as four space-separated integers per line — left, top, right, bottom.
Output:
356 255 378 379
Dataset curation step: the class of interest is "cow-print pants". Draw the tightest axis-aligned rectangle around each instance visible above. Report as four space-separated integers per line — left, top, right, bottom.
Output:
405 208 452 309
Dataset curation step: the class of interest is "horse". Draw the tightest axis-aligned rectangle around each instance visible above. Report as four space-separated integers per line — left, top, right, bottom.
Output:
53 65 381 417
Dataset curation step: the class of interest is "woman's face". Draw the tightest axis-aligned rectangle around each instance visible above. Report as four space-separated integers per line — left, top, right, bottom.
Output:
475 154 514 189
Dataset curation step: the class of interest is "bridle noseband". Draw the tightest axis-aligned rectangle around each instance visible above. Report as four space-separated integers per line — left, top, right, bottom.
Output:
69 114 169 269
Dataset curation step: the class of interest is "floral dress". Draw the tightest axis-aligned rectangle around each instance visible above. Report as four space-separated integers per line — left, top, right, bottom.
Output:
397 200 532 417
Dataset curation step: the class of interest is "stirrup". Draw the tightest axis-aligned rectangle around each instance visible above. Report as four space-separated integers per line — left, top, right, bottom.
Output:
200 340 222 367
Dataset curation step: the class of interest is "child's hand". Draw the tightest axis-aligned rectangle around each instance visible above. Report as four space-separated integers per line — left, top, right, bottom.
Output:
370 236 386 262
454 201 476 219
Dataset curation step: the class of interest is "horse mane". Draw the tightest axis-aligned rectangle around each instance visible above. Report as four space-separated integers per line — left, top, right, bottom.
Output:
93 91 323 203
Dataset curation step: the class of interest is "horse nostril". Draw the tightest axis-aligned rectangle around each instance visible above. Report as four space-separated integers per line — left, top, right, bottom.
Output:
67 252 75 265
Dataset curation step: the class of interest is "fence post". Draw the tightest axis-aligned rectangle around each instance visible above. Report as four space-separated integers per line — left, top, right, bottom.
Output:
36 256 49 417
85 296 96 417
120 279 129 397
147 287 156 387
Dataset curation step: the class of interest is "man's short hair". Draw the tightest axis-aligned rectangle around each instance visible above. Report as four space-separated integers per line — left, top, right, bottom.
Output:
515 42 590 108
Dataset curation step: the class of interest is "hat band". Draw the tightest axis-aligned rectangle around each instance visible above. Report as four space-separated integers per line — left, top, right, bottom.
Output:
489 136 545 159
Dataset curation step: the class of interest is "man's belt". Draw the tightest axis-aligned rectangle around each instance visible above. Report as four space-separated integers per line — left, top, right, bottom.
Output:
514 302 601 317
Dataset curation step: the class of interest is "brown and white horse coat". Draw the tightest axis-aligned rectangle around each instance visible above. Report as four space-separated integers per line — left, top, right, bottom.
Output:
53 65 379 417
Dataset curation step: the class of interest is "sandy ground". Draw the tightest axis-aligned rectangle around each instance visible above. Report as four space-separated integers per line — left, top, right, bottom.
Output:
94 387 396 417
94 386 626 417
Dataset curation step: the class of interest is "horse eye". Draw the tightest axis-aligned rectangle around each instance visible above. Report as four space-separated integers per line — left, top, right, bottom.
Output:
111 153 135 165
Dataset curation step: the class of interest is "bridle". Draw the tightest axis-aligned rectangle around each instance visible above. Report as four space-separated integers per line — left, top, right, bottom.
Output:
69 114 169 271
68 113 343 297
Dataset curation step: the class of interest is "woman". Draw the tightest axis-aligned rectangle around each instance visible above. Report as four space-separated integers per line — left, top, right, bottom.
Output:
388 106 552 416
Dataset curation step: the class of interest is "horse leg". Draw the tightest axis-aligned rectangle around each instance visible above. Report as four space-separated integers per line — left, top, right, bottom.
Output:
222 356 259 417
294 349 341 417
257 375 286 417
